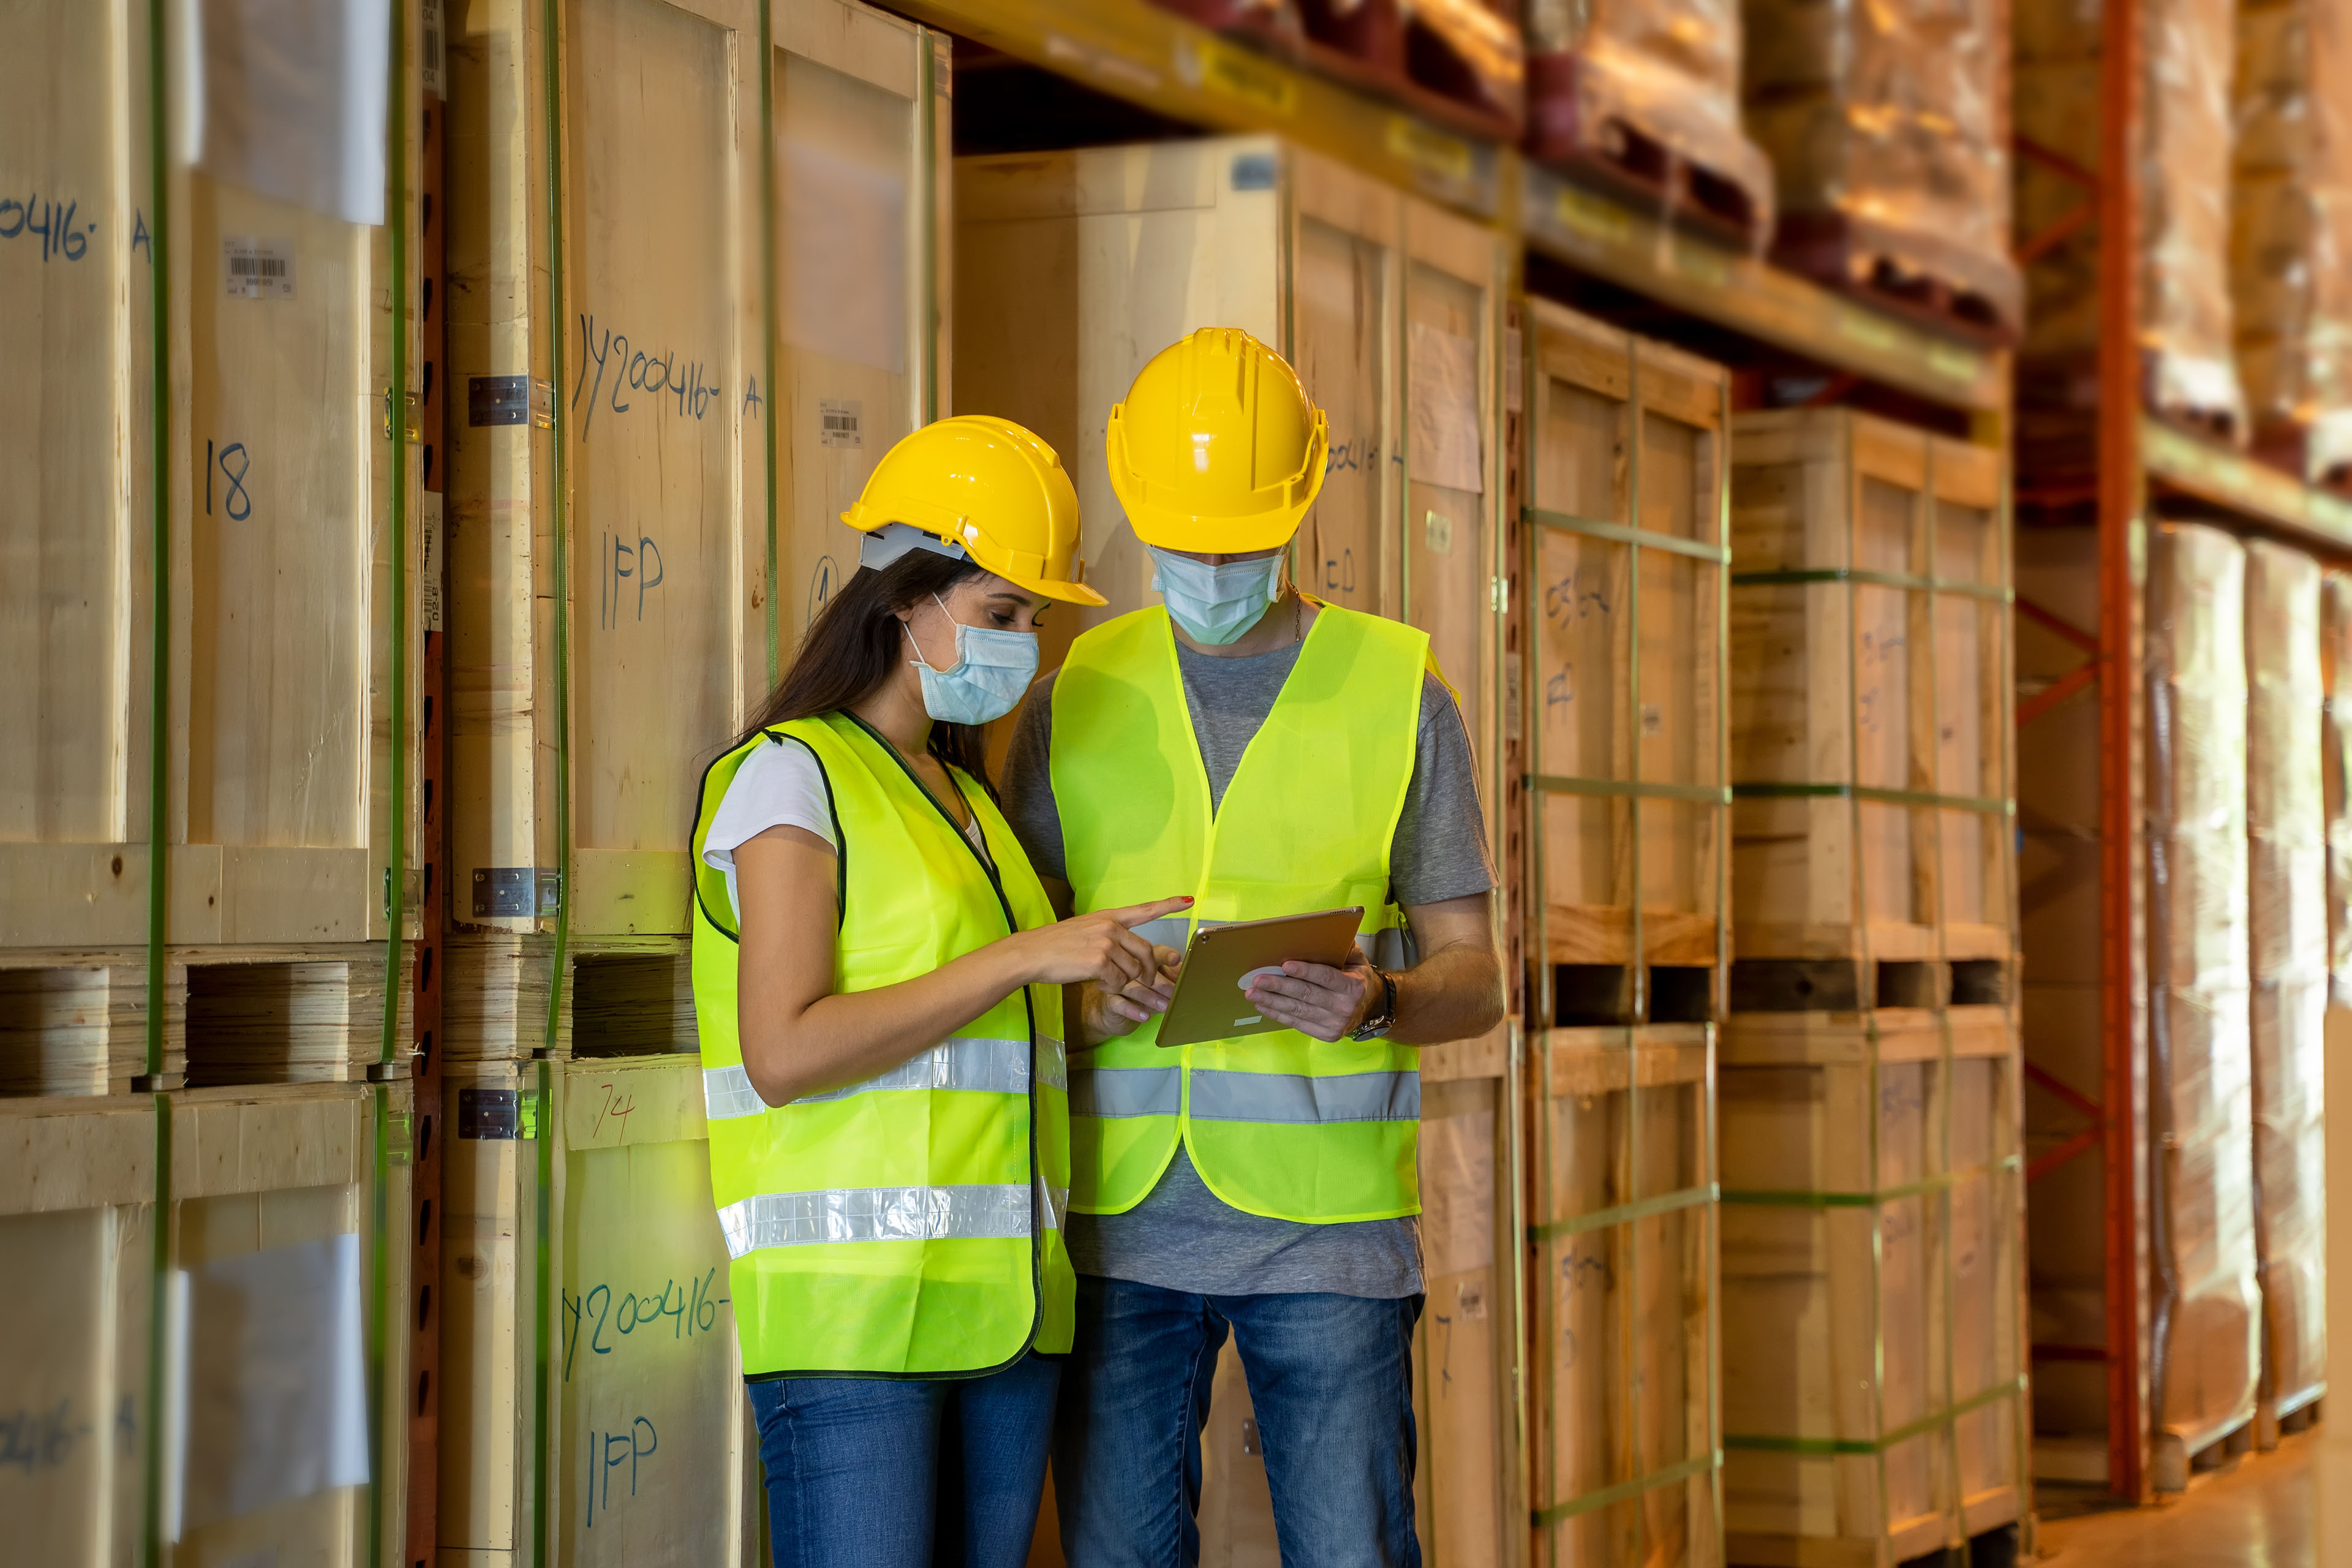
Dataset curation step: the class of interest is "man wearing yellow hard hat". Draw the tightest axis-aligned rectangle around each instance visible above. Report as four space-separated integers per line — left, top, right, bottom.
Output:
998 331 1505 1564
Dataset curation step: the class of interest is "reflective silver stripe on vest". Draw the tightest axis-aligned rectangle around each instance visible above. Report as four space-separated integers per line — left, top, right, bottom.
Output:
1037 1035 1068 1093
1187 1069 1421 1125
703 1064 770 1122
1039 1180 1069 1232
794 1036 1032 1104
1069 1066 1182 1119
717 1184 1033 1259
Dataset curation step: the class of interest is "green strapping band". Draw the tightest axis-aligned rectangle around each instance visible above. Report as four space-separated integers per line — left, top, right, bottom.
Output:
1723 1376 2027 1457
141 1 173 1559
1528 774 1732 805
535 0 567 1558
1729 568 2011 602
1731 781 2013 815
1530 1183 1716 1242
1533 1451 1721 1528
382 0 409 1069
1523 506 1730 564
533 1058 554 1565
1721 1156 2023 1210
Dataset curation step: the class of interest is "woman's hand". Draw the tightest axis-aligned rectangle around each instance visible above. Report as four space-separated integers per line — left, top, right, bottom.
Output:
1242 943 1374 1042
1000 895 1192 993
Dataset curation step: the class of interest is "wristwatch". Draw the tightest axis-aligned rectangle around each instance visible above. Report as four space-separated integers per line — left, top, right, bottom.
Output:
1349 967 1399 1041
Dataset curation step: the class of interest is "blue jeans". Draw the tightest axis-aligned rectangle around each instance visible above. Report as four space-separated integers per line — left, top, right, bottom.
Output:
1052 1276 1422 1568
746 1352 1061 1568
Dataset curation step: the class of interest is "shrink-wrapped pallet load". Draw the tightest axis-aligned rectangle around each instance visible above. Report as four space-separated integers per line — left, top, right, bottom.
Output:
2231 0 2352 486
2324 573 2352 1008
1741 0 2022 339
1523 0 1776 247
2146 523 2262 1483
2243 541 2329 1440
2013 0 2248 438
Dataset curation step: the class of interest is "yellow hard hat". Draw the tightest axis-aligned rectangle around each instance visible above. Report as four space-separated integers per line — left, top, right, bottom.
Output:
1106 328 1329 552
841 415 1106 606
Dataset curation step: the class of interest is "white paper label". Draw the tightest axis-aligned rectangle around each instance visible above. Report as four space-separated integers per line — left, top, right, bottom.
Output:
1424 509 1455 557
421 490 445 631
783 138 907 374
194 0 391 226
1408 322 1484 493
819 399 863 450
422 0 447 99
222 236 293 300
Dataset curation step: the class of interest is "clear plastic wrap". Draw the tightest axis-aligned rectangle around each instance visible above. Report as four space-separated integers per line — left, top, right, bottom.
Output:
2231 0 2352 481
1523 0 1777 246
1741 0 2022 334
2146 523 2263 1453
2324 573 2352 1008
2012 0 2249 434
2242 540 2329 1423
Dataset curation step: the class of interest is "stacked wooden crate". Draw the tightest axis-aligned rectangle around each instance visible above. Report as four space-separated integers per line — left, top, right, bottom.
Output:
1519 300 1728 1566
2241 541 2328 1445
2 1 426 1559
439 0 949 1558
1721 411 2027 1564
956 134 1516 1567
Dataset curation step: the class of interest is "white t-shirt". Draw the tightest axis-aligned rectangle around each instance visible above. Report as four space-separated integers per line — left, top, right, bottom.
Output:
701 735 990 920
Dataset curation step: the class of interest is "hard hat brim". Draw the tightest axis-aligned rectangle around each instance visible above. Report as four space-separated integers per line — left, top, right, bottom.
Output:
1121 505 1303 554
1014 570 1109 608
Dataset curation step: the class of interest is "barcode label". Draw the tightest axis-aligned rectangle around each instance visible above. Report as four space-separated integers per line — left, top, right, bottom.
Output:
222 236 293 300
423 0 447 97
819 398 863 449
421 492 445 631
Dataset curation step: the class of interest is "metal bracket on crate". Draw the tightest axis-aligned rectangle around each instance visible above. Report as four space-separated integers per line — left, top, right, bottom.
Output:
472 865 564 918
467 374 556 429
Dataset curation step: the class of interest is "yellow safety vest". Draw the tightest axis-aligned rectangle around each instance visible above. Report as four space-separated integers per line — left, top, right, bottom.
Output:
1050 603 1427 1223
688 710 1074 1376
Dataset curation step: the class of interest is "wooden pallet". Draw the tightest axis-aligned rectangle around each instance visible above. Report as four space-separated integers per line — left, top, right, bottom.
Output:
443 932 695 1063
1719 1009 2026 1567
1729 410 2016 973
1526 1025 1719 1566
0 1084 413 1566
0 944 414 1096
1769 213 2022 349
1523 50 1768 253
1525 300 1732 1025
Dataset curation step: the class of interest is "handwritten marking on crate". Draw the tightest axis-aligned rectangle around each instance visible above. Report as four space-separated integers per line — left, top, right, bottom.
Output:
0 1393 136 1474
582 1416 658 1529
572 314 723 434
742 376 762 419
600 532 666 628
1322 547 1358 596
1542 565 1615 719
205 440 254 521
559 1269 729 1381
0 194 93 261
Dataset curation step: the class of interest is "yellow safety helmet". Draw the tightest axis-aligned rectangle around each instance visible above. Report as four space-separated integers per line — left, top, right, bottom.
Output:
1106 328 1329 553
841 415 1106 606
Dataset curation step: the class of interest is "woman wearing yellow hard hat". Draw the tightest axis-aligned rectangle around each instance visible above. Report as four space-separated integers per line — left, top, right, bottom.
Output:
685 414 1188 1568
997 331 1506 1566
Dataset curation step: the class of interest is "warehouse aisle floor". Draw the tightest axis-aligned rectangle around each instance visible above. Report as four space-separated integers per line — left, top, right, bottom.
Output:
2032 1433 2314 1565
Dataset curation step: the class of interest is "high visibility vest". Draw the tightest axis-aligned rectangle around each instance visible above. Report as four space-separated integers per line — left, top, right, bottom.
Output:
1050 603 1426 1224
688 710 1074 1377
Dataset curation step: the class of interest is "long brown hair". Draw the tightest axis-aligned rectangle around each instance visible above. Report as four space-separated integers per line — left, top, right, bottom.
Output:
734 548 998 787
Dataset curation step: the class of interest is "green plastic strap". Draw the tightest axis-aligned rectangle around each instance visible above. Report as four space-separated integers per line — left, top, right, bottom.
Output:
1729 568 2010 602
381 0 409 1073
1530 1182 1716 1242
1730 781 2013 815
141 1 173 1558
1721 1156 2023 1210
1533 1450 1721 1528
1528 774 1732 805
533 1058 554 1566
1523 506 1729 564
1723 1376 2027 1457
540 0 572 1052
366 1084 393 1568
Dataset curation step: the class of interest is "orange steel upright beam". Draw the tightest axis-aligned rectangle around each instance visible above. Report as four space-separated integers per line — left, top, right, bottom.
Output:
2097 0 2152 1504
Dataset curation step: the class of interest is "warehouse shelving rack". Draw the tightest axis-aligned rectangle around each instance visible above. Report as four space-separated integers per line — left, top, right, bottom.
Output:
2005 0 2352 1509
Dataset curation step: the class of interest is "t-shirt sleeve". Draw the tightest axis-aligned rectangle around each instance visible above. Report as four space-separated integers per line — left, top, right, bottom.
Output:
701 737 837 921
998 670 1069 883
1390 673 1497 907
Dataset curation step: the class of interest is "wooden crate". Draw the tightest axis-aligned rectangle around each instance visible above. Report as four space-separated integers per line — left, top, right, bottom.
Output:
2145 523 2262 1480
954 132 1507 810
1526 1024 1720 1567
1718 1009 2027 1566
0 0 426 956
446 0 947 941
440 1053 760 1566
443 932 693 1064
0 1084 413 1566
2324 570 2352 1009
1523 299 1730 1022
1728 410 2014 981
1193 1028 1518 1568
2241 539 2327 1442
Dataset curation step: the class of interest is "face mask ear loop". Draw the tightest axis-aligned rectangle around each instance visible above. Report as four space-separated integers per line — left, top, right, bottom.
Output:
904 592 964 674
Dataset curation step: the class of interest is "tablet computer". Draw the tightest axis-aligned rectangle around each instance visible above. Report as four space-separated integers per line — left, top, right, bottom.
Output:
1153 907 1366 1050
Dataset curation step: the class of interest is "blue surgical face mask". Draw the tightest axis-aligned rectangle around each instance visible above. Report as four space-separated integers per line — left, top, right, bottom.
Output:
907 594 1039 725
1147 546 1285 646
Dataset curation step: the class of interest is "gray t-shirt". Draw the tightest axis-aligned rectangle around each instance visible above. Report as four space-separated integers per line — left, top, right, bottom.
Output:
997 630 1496 1299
